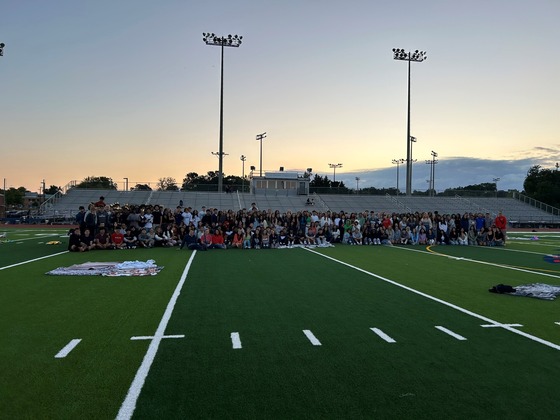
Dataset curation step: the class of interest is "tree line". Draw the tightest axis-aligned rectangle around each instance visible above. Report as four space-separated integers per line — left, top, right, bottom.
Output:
2 165 559 208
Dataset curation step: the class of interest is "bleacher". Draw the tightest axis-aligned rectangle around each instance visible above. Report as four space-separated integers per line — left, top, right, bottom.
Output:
40 189 560 228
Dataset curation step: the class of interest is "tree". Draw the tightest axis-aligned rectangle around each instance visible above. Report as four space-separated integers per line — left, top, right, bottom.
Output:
523 165 560 207
2 187 26 206
76 176 117 189
157 177 179 191
44 185 61 195
309 174 349 194
131 184 152 191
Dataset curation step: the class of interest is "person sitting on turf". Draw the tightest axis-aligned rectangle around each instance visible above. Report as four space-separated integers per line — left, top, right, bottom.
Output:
493 227 505 246
211 228 227 249
179 227 200 250
200 227 213 250
231 228 244 249
94 227 112 250
111 228 126 249
457 228 468 246
163 225 178 247
153 227 167 247
251 227 262 249
123 229 137 249
68 228 86 252
137 228 154 248
79 228 95 251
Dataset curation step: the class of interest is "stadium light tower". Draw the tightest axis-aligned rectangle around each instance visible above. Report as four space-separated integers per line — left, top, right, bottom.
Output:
493 177 500 202
240 155 246 192
328 163 343 185
425 150 438 197
392 48 427 196
391 158 405 195
203 33 243 192
355 177 360 194
256 132 267 177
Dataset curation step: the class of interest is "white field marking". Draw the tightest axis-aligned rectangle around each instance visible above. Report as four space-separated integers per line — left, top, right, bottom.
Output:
0 250 69 271
302 330 322 346
303 248 560 351
116 251 197 420
54 339 82 358
395 244 560 281
10 234 62 243
231 332 242 349
481 323 523 328
370 327 396 343
130 335 185 340
435 326 467 341
555 322 560 326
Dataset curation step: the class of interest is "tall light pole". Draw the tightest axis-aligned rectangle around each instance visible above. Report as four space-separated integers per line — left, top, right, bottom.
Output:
123 177 128 191
0 43 5 57
410 136 418 189
392 48 427 196
493 177 500 202
203 33 243 193
240 155 246 192
425 151 438 196
256 132 267 177
392 158 405 195
355 177 360 194
328 163 343 186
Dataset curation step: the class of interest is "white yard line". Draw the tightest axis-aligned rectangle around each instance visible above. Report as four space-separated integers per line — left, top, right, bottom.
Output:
231 332 242 349
130 335 185 340
54 339 82 358
0 251 69 271
116 251 197 420
302 329 322 346
435 326 467 341
481 323 523 328
303 248 560 351
395 246 560 280
370 327 396 343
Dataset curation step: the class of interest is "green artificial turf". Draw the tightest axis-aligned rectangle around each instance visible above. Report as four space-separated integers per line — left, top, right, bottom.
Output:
1 231 560 419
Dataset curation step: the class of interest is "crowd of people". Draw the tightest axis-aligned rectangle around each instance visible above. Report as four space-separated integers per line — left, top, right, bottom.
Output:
68 195 508 252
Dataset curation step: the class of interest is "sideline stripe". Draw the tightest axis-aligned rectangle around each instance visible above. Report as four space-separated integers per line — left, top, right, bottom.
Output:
421 246 560 279
303 329 322 346
435 326 467 341
55 339 82 358
0 251 69 271
231 332 242 349
303 248 560 351
370 327 396 343
116 251 197 420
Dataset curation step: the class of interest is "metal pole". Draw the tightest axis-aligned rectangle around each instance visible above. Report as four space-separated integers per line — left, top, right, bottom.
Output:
218 43 224 192
393 48 427 196
256 132 267 177
203 33 243 192
240 155 246 192
392 159 404 195
406 59 412 196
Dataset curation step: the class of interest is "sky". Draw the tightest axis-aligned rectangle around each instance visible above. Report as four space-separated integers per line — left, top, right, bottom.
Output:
1 0 559 193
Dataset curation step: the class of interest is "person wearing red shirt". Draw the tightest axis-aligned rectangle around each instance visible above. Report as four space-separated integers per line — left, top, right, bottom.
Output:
494 211 508 242
211 228 227 249
111 229 125 249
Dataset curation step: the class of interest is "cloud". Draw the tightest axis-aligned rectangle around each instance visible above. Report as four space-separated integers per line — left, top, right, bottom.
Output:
332 155 557 192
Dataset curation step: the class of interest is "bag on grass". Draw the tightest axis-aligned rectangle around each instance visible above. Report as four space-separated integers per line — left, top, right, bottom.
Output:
489 284 516 294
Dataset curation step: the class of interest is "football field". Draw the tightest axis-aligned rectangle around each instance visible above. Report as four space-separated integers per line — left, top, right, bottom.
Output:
1 228 560 419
